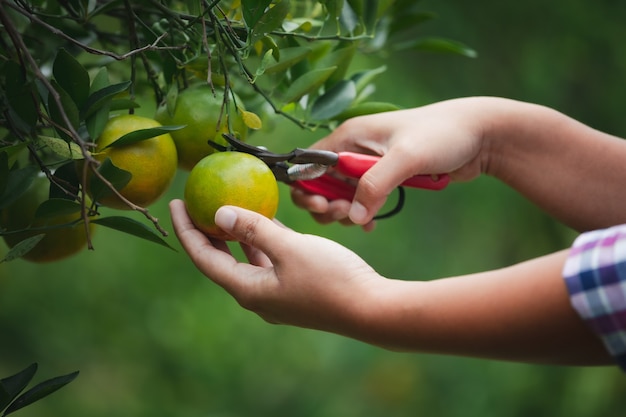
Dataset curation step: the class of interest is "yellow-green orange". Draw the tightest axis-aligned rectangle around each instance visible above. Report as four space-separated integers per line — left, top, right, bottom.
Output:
155 85 248 170
92 114 177 209
1 175 95 263
184 151 279 240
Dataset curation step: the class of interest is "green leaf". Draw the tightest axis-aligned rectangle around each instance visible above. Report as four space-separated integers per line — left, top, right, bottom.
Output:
340 0 359 34
81 81 132 120
263 46 312 74
3 370 79 416
85 67 114 142
361 0 379 33
0 165 39 211
38 136 86 160
110 99 140 112
4 61 39 132
48 80 80 141
346 0 363 16
0 143 28 167
316 44 357 87
49 161 80 200
86 107 110 143
318 0 343 35
281 17 317 33
334 101 401 121
0 235 45 263
251 0 290 44
310 80 357 120
92 216 174 250
102 125 184 149
255 49 275 77
260 35 280 61
282 66 337 103
350 65 387 94
241 0 272 28
88 158 131 202
90 68 109 93
0 364 37 410
53 49 90 109
34 198 82 219
395 37 478 58
163 83 179 119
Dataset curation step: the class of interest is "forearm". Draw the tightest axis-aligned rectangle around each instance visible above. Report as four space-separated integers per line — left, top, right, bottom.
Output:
483 98 626 231
350 251 611 366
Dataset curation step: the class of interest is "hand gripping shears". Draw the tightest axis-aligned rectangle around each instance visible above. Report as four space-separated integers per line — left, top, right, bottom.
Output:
216 134 450 218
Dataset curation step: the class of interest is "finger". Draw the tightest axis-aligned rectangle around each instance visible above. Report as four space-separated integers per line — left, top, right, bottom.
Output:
240 242 273 267
214 205 291 261
170 199 227 255
294 191 354 225
349 145 416 225
362 220 376 232
169 199 265 295
320 199 353 222
290 188 329 214
170 198 233 268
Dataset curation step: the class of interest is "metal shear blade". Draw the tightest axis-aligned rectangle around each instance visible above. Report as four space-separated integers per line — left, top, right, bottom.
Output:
220 134 338 183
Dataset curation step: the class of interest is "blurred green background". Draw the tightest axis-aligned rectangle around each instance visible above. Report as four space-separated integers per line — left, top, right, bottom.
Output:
2 1 626 416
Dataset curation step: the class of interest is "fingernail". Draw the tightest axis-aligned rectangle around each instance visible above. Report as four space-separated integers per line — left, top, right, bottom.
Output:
215 206 237 231
349 201 368 224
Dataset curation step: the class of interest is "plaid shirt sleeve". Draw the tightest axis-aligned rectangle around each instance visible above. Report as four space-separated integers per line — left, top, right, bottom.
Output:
562 224 626 371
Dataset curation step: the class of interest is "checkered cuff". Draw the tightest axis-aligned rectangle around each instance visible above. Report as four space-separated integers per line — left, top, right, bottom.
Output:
562 224 626 371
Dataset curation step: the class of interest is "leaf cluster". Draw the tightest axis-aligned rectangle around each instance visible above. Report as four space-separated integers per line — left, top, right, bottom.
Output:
0 0 474 261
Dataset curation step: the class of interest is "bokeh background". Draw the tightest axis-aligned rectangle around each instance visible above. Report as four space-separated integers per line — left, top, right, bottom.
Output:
2 1 626 416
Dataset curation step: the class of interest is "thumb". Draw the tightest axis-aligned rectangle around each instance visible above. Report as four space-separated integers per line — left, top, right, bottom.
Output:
349 148 416 224
215 206 288 255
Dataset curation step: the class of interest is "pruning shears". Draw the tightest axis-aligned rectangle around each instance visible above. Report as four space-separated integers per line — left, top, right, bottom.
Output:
216 134 450 218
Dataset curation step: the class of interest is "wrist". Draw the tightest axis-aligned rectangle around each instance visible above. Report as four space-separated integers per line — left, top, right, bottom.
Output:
479 98 563 180
346 278 428 351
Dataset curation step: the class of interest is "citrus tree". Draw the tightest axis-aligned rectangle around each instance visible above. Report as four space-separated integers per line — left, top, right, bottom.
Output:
0 0 475 263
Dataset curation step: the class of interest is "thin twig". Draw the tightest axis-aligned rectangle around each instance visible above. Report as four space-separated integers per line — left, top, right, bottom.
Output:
6 1 182 60
271 31 373 42
201 2 215 93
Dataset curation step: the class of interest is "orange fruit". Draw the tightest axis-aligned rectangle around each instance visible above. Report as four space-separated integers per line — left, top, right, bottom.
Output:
184 151 279 240
155 85 248 171
1 174 95 263
91 114 178 209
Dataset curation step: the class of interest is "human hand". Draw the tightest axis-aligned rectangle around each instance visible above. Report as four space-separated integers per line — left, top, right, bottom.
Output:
169 199 385 333
292 97 494 228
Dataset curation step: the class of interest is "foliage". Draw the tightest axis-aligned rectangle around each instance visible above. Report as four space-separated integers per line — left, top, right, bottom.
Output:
0 0 473 262
0 363 78 416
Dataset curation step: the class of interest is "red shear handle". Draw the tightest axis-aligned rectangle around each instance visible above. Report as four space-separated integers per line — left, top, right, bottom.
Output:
293 176 359 201
336 152 449 190
293 152 450 201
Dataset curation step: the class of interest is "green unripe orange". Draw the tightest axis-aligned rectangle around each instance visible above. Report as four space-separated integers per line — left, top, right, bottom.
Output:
1 175 94 263
184 152 279 240
155 85 248 171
